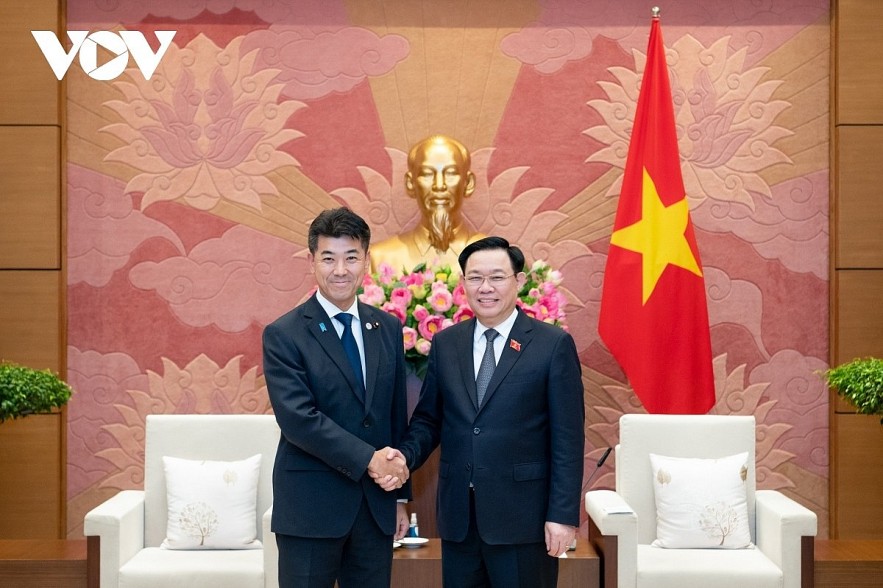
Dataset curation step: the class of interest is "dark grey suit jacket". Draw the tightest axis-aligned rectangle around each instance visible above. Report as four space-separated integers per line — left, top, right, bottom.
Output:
399 309 585 544
263 294 409 538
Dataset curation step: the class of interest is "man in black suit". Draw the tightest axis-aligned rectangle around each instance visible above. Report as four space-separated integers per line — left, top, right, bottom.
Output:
263 207 410 588
394 236 585 587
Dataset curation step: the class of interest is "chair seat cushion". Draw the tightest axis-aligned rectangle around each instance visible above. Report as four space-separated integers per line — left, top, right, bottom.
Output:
119 547 264 588
637 544 783 588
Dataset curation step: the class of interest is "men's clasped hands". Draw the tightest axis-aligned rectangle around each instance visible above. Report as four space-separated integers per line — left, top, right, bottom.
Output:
368 447 409 491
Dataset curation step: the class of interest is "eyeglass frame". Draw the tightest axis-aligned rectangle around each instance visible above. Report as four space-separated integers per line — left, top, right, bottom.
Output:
463 273 518 287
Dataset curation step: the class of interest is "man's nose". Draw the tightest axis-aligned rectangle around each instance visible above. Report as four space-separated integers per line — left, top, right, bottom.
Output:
432 171 447 191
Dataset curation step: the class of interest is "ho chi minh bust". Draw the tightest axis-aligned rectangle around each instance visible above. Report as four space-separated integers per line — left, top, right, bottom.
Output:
370 135 485 273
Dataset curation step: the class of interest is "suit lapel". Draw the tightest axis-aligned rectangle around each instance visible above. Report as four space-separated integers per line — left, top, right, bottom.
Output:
305 296 365 407
458 319 480 412
477 310 534 413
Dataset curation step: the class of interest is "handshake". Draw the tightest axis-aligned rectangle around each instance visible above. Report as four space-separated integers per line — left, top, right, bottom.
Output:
367 447 409 491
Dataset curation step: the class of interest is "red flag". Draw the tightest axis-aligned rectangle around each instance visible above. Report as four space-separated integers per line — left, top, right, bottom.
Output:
598 14 715 414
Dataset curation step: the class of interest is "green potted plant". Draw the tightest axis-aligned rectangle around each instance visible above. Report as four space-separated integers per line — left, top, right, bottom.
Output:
823 357 883 424
0 361 73 423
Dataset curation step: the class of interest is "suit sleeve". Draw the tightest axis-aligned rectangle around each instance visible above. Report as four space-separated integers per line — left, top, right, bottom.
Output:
262 321 376 480
398 341 443 472
389 318 413 501
545 331 585 527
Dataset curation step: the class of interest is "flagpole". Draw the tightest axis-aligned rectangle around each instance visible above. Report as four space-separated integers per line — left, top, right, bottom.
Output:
651 6 660 19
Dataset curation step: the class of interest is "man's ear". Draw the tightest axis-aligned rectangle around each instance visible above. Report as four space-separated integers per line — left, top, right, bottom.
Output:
405 172 416 198
464 171 476 198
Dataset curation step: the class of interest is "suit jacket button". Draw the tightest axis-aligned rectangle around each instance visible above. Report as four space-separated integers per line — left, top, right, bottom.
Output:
362 418 372 428
466 463 472 471
473 427 480 435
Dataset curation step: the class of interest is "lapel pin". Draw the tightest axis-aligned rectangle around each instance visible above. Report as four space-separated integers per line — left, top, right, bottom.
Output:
319 322 327 333
510 339 521 351
373 321 380 329
366 322 373 331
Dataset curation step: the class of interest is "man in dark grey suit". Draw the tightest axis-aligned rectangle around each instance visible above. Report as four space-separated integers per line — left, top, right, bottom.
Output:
395 236 585 587
263 208 410 588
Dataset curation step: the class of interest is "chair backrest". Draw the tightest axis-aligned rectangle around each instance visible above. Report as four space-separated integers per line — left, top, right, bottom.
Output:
143 414 280 547
615 414 757 545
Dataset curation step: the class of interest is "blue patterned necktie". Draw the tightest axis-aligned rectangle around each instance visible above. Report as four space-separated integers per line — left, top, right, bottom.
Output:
475 329 499 408
335 313 365 399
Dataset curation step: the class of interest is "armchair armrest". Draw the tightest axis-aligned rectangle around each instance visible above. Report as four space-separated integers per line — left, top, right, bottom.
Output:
755 490 817 588
263 504 278 588
83 490 145 588
586 490 638 588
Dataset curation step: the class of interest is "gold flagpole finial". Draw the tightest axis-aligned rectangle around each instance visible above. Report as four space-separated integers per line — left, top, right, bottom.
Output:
652 6 661 18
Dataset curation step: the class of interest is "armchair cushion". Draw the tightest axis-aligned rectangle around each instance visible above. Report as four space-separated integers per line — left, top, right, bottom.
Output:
649 452 752 549
162 454 263 550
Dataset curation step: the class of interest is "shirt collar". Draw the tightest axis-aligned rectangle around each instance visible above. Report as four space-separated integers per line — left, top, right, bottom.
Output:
315 290 361 323
473 307 519 345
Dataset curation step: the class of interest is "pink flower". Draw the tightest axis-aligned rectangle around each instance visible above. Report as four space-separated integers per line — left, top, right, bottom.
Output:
428 287 453 313
413 304 430 322
452 306 474 323
382 302 406 325
418 315 445 341
517 300 538 319
359 283 386 306
402 326 417 350
452 283 468 307
389 287 413 309
362 273 376 287
377 262 396 285
403 272 425 286
441 318 454 329
415 338 431 356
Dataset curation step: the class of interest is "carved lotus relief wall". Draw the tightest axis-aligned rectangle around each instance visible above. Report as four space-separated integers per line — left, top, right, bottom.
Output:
65 0 830 537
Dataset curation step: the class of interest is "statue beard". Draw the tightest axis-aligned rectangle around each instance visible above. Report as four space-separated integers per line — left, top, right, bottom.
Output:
427 205 455 252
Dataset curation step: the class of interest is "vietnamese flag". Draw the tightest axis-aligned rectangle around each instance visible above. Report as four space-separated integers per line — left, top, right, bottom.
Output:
598 13 715 414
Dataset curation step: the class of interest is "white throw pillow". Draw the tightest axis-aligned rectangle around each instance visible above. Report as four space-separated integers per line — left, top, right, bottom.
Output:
649 452 752 549
161 454 262 550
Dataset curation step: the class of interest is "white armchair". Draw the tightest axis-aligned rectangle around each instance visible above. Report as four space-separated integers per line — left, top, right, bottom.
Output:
85 414 280 588
585 414 816 588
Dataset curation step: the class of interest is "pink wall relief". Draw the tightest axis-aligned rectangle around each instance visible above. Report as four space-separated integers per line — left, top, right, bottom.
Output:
65 0 831 537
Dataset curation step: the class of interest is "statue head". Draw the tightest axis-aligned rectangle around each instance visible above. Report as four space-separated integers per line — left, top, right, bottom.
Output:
405 135 476 251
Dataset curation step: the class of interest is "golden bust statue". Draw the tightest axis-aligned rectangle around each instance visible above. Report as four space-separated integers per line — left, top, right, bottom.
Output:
370 135 484 273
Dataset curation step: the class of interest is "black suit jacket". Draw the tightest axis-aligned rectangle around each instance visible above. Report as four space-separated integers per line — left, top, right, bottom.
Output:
263 294 409 538
399 309 585 544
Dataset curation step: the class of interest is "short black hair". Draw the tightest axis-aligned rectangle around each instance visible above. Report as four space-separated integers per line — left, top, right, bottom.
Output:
458 236 525 274
307 208 371 254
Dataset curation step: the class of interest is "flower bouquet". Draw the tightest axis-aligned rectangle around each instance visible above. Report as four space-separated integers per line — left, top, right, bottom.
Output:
359 260 567 377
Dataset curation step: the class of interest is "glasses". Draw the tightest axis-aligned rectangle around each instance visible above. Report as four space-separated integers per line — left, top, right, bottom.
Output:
464 274 514 287
316 256 364 268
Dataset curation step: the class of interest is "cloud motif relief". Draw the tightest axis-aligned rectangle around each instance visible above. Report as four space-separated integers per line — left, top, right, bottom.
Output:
501 26 593 74
586 35 791 210
68 0 349 27
66 347 152 496
101 34 303 212
128 225 312 332
68 164 184 287
96 354 270 491
243 25 410 100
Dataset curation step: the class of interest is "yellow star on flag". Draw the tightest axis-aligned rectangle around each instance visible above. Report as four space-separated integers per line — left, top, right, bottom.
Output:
610 167 703 304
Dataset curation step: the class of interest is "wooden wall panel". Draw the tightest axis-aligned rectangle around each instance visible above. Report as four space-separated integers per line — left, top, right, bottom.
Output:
836 0 883 124
0 414 64 539
831 413 883 539
0 127 60 269
0 1 60 124
0 271 61 372
833 270 883 414
835 127 883 268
